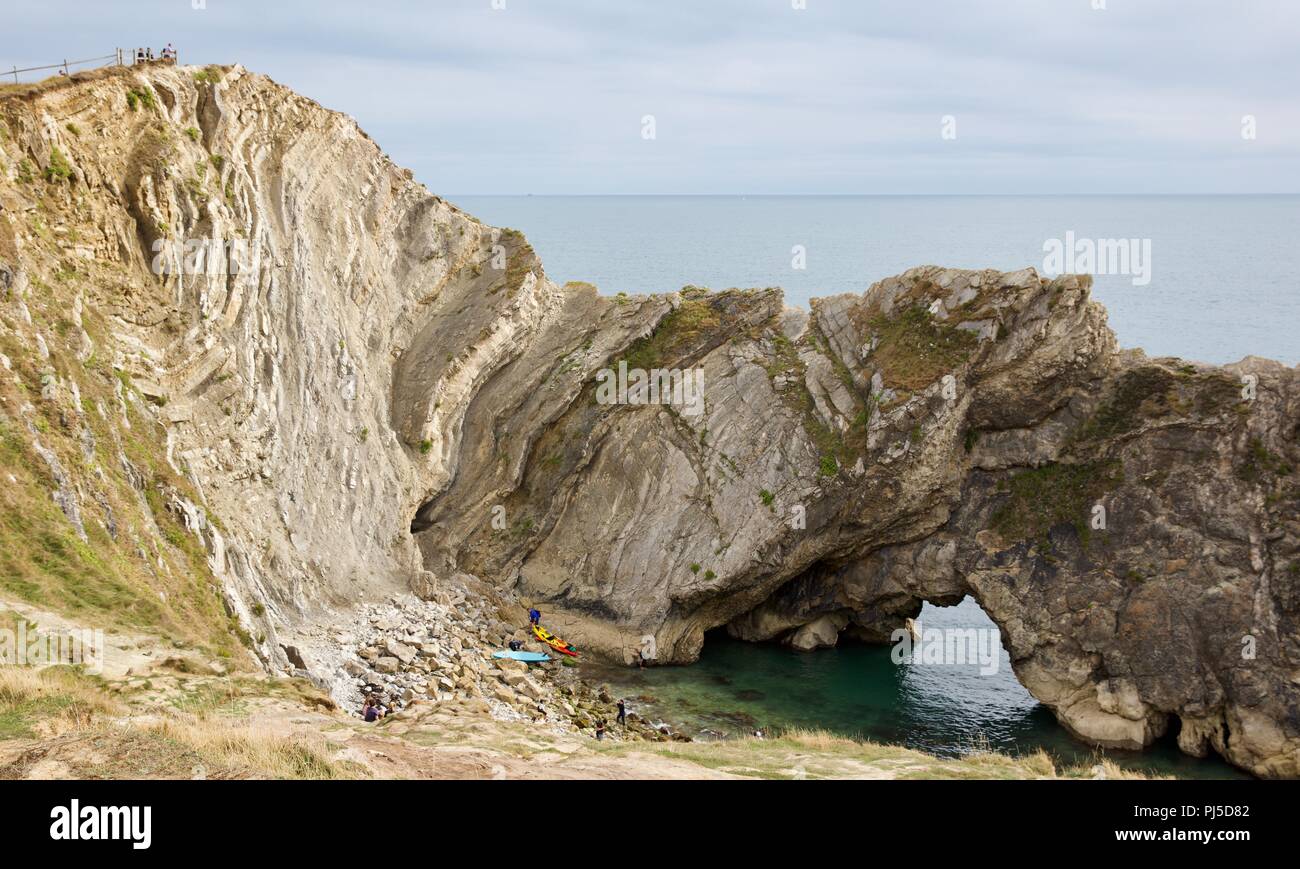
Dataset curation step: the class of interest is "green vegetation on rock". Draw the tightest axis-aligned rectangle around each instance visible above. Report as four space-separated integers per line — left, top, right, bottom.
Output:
1238 437 1294 484
192 67 223 85
861 303 978 391
991 459 1123 550
620 299 720 371
125 87 156 112
1074 365 1242 444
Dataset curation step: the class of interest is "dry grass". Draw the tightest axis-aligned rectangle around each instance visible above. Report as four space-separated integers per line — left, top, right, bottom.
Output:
0 666 354 779
141 718 356 779
1074 757 1167 780
779 727 869 752
0 65 135 103
0 666 123 738
926 747 1060 779
679 727 1161 780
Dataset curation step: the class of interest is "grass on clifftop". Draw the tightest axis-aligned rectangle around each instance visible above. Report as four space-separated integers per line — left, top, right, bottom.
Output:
620 299 721 371
861 303 978 392
486 228 537 296
0 66 133 102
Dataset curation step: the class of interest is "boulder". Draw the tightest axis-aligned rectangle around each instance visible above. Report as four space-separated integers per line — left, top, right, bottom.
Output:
383 639 417 665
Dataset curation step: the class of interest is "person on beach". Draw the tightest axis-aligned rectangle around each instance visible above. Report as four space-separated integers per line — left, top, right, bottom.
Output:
616 699 626 727
528 607 540 626
362 695 384 722
595 718 606 740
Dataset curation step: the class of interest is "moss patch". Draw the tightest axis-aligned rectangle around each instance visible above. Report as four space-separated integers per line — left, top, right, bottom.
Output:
991 460 1123 550
1238 437 1294 484
1074 365 1242 444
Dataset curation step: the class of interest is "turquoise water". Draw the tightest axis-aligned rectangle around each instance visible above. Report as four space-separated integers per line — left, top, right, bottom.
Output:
453 194 1300 366
585 599 1248 779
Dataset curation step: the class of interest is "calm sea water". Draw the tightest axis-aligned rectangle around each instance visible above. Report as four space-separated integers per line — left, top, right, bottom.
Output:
453 194 1300 366
585 599 1247 779
453 195 1286 777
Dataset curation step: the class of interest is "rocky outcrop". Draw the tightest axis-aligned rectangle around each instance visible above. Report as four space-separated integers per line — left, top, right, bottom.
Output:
2 65 1296 777
408 266 1300 779
2 63 504 666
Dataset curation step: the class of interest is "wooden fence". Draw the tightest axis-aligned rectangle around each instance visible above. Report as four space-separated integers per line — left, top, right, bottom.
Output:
4 48 179 84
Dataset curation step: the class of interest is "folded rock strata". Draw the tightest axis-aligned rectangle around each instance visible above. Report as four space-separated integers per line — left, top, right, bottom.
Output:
1 64 1296 777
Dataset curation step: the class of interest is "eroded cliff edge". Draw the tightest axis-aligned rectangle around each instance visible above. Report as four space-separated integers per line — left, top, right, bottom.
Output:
1 65 1296 777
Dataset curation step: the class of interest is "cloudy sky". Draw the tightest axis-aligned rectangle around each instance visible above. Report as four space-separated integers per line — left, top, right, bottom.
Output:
8 0 1299 194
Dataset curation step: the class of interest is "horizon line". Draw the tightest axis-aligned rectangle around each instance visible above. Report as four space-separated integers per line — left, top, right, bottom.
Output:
445 192 1300 198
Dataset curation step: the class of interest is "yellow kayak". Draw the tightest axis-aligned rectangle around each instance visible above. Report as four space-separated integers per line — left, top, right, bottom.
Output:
532 624 579 657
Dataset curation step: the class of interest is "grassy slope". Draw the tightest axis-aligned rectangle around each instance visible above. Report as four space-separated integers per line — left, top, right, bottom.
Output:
0 77 250 660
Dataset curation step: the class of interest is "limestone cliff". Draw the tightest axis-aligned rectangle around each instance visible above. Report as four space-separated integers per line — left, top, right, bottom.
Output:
0 65 1295 777
1 64 493 672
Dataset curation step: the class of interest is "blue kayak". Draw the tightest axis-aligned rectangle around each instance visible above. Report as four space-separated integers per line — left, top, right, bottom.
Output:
492 650 551 663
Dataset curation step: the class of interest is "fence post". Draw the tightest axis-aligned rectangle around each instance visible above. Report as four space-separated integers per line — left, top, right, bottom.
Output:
10 67 16 84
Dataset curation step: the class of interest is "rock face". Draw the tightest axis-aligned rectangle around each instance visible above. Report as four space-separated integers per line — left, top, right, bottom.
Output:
2 63 509 663
1 65 1296 777
414 259 1300 778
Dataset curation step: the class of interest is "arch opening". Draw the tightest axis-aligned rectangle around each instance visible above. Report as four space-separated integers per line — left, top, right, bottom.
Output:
593 594 1248 778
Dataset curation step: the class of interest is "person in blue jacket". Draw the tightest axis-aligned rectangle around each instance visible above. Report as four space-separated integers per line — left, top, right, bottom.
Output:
529 607 541 626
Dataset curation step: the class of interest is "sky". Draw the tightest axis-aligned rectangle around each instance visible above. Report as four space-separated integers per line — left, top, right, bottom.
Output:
6 0 1299 194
